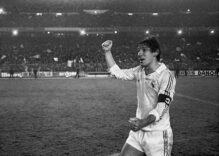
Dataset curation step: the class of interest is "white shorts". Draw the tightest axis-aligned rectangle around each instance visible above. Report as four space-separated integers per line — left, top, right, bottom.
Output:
126 128 173 156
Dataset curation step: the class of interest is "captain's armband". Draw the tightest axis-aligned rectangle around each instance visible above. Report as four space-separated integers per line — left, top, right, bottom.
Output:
158 94 172 106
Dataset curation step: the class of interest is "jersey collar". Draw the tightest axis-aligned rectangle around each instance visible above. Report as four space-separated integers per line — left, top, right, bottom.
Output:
155 63 167 74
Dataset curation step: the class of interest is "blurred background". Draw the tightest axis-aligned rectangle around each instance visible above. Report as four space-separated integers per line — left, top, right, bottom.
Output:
0 0 218 75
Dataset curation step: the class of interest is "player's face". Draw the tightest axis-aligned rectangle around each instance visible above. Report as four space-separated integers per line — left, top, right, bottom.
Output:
137 45 154 67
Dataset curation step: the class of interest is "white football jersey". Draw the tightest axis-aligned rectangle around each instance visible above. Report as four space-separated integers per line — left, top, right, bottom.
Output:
109 63 176 131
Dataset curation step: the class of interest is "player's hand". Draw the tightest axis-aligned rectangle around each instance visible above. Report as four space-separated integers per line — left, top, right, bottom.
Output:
128 117 144 132
101 40 113 53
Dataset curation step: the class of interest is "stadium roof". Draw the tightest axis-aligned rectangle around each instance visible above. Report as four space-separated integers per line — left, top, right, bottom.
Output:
0 0 218 32
1 0 218 12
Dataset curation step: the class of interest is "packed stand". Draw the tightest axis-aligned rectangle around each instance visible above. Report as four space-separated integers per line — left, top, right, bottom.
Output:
0 32 218 73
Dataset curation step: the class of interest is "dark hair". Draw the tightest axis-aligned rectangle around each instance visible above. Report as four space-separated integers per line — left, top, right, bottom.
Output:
138 36 161 61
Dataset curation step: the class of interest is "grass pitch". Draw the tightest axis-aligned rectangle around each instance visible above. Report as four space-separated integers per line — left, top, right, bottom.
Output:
0 77 218 156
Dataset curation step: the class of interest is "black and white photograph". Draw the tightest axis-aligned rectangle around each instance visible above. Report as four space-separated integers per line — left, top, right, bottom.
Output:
0 0 218 156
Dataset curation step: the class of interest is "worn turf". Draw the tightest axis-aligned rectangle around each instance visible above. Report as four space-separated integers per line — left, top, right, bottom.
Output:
0 77 218 156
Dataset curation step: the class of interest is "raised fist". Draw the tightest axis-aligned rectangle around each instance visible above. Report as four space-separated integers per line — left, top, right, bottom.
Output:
101 40 113 52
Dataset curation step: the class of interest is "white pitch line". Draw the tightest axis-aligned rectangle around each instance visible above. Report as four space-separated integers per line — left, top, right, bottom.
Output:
108 153 119 156
175 134 219 143
176 93 219 106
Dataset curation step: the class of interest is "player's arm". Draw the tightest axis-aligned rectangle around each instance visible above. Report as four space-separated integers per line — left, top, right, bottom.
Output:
101 40 116 68
101 40 135 80
129 115 156 131
148 71 176 122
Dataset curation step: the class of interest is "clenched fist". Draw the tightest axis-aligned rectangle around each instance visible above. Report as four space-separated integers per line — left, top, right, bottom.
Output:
101 40 113 52
128 117 144 132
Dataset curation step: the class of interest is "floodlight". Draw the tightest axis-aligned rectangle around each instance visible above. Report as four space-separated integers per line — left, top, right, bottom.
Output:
152 13 159 16
177 29 183 35
56 13 62 17
36 13 43 16
0 7 6 14
210 30 215 34
12 29 18 36
80 30 86 35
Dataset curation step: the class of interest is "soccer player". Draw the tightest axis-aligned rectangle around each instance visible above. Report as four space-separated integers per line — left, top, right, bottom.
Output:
33 67 38 79
9 67 14 78
75 67 80 79
101 36 176 156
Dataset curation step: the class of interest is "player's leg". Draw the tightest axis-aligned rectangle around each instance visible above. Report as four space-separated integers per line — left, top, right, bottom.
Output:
120 143 146 156
143 128 173 156
120 131 146 156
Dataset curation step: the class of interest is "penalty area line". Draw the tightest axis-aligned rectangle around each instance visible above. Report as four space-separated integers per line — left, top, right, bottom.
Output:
176 93 219 106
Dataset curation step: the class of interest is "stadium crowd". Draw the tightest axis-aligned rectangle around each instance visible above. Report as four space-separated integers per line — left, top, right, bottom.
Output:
1 13 217 27
0 32 218 73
